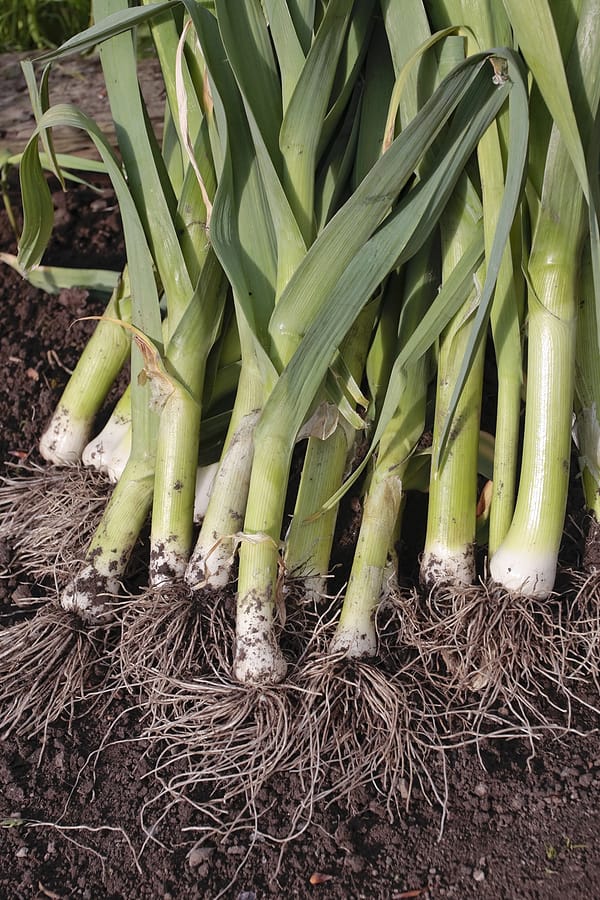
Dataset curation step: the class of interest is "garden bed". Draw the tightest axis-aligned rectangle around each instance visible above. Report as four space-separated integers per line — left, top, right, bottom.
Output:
0 51 599 900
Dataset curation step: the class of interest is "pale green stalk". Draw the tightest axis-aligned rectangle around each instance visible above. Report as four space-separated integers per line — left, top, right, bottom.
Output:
61 0 197 606
331 473 404 657
233 0 379 681
284 305 376 594
420 175 485 589
490 0 600 596
182 0 280 594
82 385 132 482
183 0 372 655
574 243 600 518
235 0 415 655
193 461 219 522
93 0 183 585
234 427 289 682
16 13 170 619
282 16 391 596
331 244 434 657
92 1 227 586
147 11 225 584
150 251 225 584
184 358 265 589
61 458 155 620
149 367 201 584
487 215 524 554
180 0 520 682
235 49 519 682
428 0 523 554
39 270 131 465
488 256 578 596
465 15 524 557
284 425 349 593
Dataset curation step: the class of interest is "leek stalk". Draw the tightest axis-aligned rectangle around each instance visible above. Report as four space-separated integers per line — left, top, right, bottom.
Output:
39 270 131 465
331 243 435 657
420 175 485 589
490 0 600 596
574 244 600 520
82 385 132 482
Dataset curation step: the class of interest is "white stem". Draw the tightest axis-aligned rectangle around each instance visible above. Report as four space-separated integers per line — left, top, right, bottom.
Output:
193 462 219 523
82 391 132 483
330 474 403 659
60 564 120 623
489 279 576 599
185 412 258 589
40 406 92 465
420 541 476 589
329 580 378 658
489 543 557 598
288 574 327 604
82 422 131 483
149 542 188 586
232 588 287 683
61 459 154 619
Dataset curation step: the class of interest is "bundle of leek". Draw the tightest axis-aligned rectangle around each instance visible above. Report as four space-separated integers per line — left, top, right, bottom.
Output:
6 4 592 826
0 0 228 734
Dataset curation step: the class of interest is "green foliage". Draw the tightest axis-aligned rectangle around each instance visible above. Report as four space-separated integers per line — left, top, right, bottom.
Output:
0 0 90 52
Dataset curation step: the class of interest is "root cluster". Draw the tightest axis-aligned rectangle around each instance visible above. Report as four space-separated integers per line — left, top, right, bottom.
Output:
0 604 114 741
0 466 110 585
1 468 599 850
396 579 600 738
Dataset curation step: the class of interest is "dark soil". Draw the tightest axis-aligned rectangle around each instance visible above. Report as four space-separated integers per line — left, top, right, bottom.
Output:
1 71 600 900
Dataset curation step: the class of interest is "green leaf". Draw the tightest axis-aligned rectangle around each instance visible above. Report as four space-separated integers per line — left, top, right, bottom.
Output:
279 0 355 243
288 0 316 55
94 0 193 336
32 1 181 63
260 60 513 450
216 0 282 167
352 19 394 186
17 138 54 271
502 0 588 197
269 51 493 349
0 253 120 295
18 103 162 346
325 229 485 506
210 0 306 298
439 48 528 458
317 0 376 159
20 60 64 187
183 0 278 389
6 151 108 175
262 0 305 110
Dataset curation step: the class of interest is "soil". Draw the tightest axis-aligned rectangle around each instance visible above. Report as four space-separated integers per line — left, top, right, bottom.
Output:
1 55 600 900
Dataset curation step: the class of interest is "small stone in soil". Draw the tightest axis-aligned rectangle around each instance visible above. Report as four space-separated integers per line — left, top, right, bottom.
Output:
188 845 214 868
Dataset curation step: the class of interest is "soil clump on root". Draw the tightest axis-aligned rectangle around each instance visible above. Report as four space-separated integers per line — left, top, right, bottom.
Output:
1 157 600 900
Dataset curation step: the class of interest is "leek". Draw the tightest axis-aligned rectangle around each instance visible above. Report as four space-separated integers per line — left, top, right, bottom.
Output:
39 270 130 466
331 244 435 657
420 175 485 589
490 0 600 596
